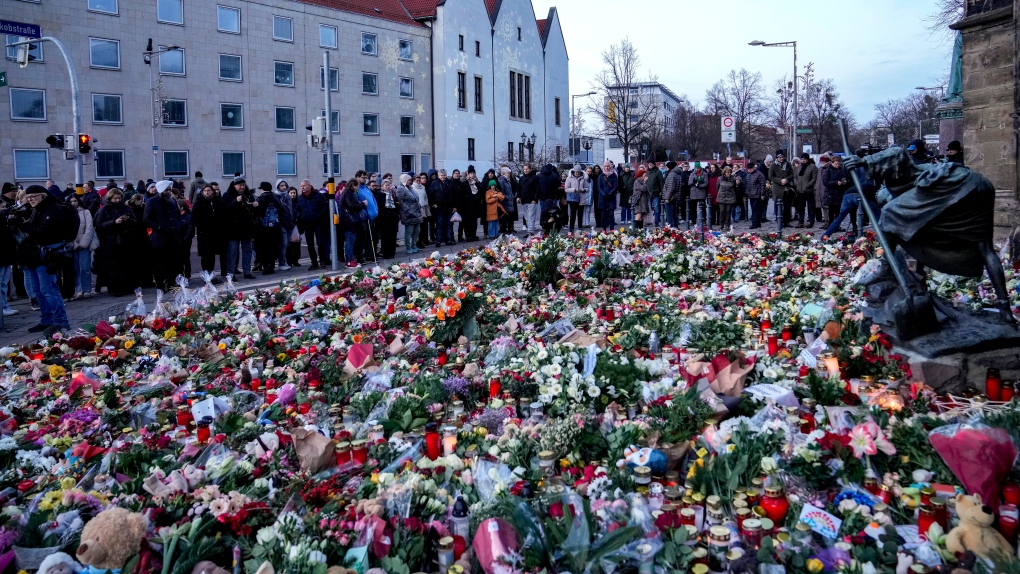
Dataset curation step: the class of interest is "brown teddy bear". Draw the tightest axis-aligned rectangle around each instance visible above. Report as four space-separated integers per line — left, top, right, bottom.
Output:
75 507 148 574
946 493 1013 561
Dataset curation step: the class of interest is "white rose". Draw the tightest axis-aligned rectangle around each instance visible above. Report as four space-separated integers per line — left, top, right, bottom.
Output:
587 386 601 398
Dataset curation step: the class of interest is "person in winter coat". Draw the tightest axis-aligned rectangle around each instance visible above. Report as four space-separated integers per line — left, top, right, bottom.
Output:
0 183 19 317
285 188 301 267
661 161 684 228
716 167 738 230
274 179 295 271
517 164 540 233
497 168 516 235
428 169 457 245
630 169 651 229
396 174 423 254
377 178 400 259
222 177 257 279
618 163 634 223
80 181 101 217
144 180 185 290
821 156 866 239
66 195 95 299
536 164 560 214
586 165 601 229
689 163 709 228
94 189 139 296
743 162 767 229
484 179 505 238
706 164 721 226
295 179 330 270
597 161 618 230
458 171 484 241
564 165 586 232
192 184 224 278
187 171 207 203
252 182 284 275
768 150 795 227
339 179 368 268
793 153 818 228
16 186 71 331
644 159 664 226
412 173 431 249
177 199 194 279
816 155 832 227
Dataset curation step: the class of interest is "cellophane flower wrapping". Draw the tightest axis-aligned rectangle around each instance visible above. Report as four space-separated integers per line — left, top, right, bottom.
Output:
472 518 520 574
928 419 1017 512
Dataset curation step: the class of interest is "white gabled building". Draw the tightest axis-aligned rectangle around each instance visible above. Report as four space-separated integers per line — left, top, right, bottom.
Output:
405 0 569 173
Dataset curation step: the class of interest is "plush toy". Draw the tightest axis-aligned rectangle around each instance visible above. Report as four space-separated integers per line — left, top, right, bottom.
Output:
354 497 386 518
617 445 667 476
75 507 148 574
38 552 82 574
945 493 1013 560
191 561 230 574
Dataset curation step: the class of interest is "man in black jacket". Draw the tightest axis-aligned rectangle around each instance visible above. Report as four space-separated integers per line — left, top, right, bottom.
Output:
517 164 540 234
429 169 457 246
144 180 185 290
295 179 330 270
14 185 71 332
223 177 258 278
0 183 20 321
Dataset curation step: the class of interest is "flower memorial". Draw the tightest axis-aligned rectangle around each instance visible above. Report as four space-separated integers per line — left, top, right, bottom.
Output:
1 227 1020 574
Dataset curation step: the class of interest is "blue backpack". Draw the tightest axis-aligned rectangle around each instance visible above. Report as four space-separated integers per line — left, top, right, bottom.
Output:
262 204 279 227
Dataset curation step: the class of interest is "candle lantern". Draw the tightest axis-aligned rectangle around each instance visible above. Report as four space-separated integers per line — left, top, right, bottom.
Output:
443 426 458 456
986 368 1002 401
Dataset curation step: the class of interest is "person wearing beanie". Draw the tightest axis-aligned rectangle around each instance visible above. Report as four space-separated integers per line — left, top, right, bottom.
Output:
793 153 817 228
253 181 284 275
647 160 666 226
564 164 586 232
946 140 964 166
144 178 185 290
631 168 651 229
768 150 794 226
661 160 685 227
16 185 72 332
484 178 505 238
272 179 295 271
224 177 257 278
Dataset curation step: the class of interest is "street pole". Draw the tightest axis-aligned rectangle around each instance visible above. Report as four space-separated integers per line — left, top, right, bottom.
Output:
148 61 158 182
324 51 339 271
792 42 798 158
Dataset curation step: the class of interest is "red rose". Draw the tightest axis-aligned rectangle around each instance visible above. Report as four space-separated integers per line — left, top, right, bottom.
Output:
549 502 565 519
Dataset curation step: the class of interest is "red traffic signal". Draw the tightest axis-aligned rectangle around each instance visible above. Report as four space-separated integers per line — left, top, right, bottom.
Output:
78 134 92 154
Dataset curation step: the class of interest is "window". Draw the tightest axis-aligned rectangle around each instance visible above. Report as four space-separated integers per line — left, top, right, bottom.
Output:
400 116 414 136
608 137 622 149
217 6 240 33
10 88 45 121
509 71 531 120
13 150 48 180
457 72 467 109
276 152 296 176
162 99 187 126
92 94 122 124
274 61 294 86
320 110 340 133
322 153 340 175
399 77 413 99
517 27 521 41
88 0 117 14
475 41 480 57
159 47 185 75
363 114 379 135
555 97 561 126
222 152 244 177
507 142 514 161
164 151 189 177
555 146 561 162
421 154 431 172
273 16 293 41
6 35 43 62
89 38 120 69
275 107 295 131
157 0 183 24
364 154 380 173
220 103 243 129
362 72 378 95
474 76 483 112
319 25 337 48
519 143 525 161
219 54 241 81
319 67 339 91
458 35 464 51
468 138 475 161
401 154 414 173
398 39 412 61
95 150 125 179
361 33 376 55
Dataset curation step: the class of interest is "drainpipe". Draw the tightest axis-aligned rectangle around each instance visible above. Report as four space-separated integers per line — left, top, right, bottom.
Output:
426 19 436 168
491 26 497 167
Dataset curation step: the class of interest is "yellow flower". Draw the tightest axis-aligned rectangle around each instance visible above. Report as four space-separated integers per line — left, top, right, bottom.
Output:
218 342 227 350
123 340 134 349
277 353 287 362
164 326 177 339
806 558 825 573
48 365 67 380
60 477 75 490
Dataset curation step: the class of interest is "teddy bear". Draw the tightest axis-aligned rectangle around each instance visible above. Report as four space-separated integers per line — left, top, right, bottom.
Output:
945 493 1013 561
616 445 667 476
354 497 386 518
38 552 82 574
75 507 148 574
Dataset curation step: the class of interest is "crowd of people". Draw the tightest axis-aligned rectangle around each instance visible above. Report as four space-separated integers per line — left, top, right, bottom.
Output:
0 138 962 334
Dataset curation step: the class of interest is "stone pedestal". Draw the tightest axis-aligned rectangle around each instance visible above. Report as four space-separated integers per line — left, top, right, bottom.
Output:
936 101 963 150
906 345 1020 395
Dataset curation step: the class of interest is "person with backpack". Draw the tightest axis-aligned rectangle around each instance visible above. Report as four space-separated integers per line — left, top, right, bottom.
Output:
12 185 72 332
254 182 285 275
339 179 368 268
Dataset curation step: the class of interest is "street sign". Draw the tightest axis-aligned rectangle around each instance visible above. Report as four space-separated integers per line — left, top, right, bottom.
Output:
795 128 813 134
923 134 940 145
887 133 895 146
802 144 813 155
721 116 735 131
0 20 41 38
0 71 6 87
721 130 736 143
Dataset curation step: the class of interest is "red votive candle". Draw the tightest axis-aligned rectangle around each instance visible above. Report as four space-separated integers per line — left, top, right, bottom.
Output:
987 368 1002 401
489 378 502 399
425 423 441 461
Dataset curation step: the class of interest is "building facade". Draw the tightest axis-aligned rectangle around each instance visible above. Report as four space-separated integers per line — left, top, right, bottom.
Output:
2 0 566 187
601 82 683 166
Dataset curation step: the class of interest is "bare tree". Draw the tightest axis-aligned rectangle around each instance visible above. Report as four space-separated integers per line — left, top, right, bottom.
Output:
925 0 965 43
668 97 717 161
587 38 661 164
704 69 769 158
798 63 853 154
873 91 940 148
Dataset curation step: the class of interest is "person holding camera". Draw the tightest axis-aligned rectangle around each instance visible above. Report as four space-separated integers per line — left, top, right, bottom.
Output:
12 185 73 332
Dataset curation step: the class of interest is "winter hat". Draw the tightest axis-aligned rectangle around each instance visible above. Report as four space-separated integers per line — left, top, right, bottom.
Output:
665 161 677 170
801 152 811 160
25 184 48 196
572 164 582 174
46 185 62 197
399 173 412 186
819 155 830 163
776 149 786 157
693 162 702 169
1 182 15 195
232 176 246 185
487 179 498 188
155 180 173 194
765 154 774 163
948 140 962 152
259 181 273 192
467 164 476 174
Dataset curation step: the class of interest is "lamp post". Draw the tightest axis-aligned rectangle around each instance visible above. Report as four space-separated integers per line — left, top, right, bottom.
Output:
750 40 797 156
144 39 180 181
582 139 592 164
521 133 536 163
571 91 596 159
915 85 945 98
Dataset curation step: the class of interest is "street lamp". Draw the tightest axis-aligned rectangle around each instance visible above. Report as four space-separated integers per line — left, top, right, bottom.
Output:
521 133 536 162
915 85 945 98
582 139 592 164
750 39 798 157
144 39 180 181
571 91 596 158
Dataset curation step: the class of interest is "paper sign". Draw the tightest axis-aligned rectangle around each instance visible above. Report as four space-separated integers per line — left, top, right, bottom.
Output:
191 396 215 423
798 503 842 539
744 384 798 408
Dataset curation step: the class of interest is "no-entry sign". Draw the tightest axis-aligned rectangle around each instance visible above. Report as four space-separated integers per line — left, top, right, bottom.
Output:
721 116 735 131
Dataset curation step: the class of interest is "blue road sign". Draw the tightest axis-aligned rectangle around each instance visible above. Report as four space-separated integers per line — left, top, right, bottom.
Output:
0 20 41 38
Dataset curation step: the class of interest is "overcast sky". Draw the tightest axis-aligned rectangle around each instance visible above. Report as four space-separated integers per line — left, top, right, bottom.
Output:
532 0 953 122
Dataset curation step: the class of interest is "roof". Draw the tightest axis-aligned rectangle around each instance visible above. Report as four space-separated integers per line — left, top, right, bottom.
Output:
295 0 420 26
536 18 548 43
400 0 443 19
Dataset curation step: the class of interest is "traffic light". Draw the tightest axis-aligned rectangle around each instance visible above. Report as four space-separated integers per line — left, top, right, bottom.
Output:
78 134 92 154
46 135 66 149
16 39 37 69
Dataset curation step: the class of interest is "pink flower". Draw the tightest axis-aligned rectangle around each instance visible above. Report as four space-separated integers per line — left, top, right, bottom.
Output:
864 422 896 456
848 425 877 458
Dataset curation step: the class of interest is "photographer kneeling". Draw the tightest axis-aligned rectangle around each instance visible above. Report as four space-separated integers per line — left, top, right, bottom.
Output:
13 186 74 333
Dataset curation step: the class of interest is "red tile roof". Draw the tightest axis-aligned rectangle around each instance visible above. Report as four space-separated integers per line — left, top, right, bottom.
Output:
401 0 442 19
295 0 420 26
536 18 548 40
